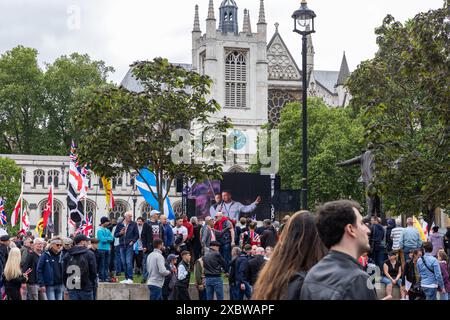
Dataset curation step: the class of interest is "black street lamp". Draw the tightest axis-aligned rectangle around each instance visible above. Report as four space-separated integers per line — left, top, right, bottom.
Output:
292 0 316 210
132 189 137 221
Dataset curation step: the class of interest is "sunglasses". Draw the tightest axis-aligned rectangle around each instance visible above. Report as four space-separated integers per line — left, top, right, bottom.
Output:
54 244 63 247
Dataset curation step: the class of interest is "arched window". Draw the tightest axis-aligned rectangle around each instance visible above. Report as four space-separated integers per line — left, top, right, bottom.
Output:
109 200 129 220
98 177 104 189
47 170 60 189
22 170 26 184
112 174 123 189
39 199 62 236
129 172 138 189
140 202 153 221
225 50 247 108
33 170 45 188
85 200 96 221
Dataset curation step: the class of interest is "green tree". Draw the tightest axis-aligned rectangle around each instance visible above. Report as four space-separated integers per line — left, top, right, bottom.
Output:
0 157 22 234
346 6 450 223
73 58 230 214
0 46 45 154
252 97 365 211
42 53 114 154
0 46 114 155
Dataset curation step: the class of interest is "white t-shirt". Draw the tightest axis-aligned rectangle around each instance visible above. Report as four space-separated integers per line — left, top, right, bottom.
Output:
172 225 188 239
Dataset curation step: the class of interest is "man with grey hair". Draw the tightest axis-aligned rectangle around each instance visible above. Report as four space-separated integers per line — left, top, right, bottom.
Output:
22 238 46 300
399 217 422 263
112 217 123 276
37 236 64 300
246 247 266 287
114 212 139 284
201 216 216 254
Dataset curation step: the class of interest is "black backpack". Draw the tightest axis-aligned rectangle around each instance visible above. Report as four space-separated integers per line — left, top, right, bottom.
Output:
66 253 90 289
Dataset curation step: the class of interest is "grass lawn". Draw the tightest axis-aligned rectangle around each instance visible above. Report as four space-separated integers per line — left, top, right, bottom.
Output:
116 272 229 285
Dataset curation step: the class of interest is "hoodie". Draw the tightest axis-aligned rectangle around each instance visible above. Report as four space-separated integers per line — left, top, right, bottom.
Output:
62 246 97 291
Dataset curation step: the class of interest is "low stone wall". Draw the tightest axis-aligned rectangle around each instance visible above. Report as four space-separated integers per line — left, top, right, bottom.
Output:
97 283 230 300
98 283 401 300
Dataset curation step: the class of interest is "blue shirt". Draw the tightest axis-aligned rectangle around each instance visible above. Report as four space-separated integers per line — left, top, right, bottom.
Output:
399 226 422 249
417 253 444 289
97 227 114 251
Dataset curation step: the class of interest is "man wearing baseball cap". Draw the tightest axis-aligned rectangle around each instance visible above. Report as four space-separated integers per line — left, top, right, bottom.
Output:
141 210 163 283
0 234 11 291
97 217 114 282
62 234 97 300
203 241 227 300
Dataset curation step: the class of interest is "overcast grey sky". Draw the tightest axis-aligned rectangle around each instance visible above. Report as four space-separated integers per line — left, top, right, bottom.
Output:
0 0 444 84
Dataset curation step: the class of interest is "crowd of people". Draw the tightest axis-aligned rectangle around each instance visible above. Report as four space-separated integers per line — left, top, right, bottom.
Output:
0 195 449 301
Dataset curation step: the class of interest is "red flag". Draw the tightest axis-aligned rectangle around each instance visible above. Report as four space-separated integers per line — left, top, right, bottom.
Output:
42 186 53 229
11 195 21 227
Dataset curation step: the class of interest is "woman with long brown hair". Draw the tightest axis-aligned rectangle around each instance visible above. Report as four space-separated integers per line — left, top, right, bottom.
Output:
252 211 327 300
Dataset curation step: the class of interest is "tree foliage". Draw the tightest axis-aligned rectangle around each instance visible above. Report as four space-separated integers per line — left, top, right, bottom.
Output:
73 58 230 213
346 6 450 219
252 97 365 211
0 157 22 234
0 46 114 155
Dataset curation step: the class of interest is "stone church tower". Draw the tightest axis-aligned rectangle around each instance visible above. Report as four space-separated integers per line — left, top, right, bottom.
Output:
191 0 269 159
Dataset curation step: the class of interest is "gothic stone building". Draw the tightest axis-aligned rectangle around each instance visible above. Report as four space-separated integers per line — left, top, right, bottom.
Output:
122 0 352 168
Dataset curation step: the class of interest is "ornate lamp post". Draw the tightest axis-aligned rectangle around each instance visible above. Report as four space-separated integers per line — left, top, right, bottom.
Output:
292 0 316 210
132 189 137 221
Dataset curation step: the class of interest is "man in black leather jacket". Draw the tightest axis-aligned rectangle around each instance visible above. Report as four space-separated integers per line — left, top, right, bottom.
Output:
300 200 378 300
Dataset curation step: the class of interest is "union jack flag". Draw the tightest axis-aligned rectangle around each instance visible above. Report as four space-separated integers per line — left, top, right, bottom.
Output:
75 214 93 237
0 198 7 226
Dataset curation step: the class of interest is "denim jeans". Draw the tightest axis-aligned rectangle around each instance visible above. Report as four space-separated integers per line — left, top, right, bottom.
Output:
114 246 123 275
237 281 252 300
142 252 149 281
148 285 163 300
198 288 207 301
68 290 94 300
46 284 64 300
229 284 240 301
422 287 437 300
440 292 449 300
98 249 111 281
220 243 232 272
205 276 224 300
120 245 134 280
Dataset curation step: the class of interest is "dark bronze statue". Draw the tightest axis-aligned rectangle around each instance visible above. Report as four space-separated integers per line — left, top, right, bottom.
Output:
337 143 382 219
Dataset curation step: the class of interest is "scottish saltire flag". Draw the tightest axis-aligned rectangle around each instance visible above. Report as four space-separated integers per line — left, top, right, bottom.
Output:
0 198 7 226
135 169 175 221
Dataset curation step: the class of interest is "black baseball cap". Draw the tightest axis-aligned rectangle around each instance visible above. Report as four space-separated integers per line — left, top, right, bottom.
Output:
74 234 89 245
0 235 10 241
100 217 110 225
210 241 221 247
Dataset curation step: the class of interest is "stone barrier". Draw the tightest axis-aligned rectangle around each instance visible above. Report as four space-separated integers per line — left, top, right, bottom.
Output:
98 283 406 300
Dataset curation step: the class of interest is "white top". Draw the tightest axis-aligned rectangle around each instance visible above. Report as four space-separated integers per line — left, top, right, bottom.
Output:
391 227 404 251
172 226 188 238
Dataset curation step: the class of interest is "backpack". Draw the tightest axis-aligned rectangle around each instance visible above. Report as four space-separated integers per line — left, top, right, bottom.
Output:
66 253 90 289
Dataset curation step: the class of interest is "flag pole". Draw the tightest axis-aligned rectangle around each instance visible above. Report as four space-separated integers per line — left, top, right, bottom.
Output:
51 185 54 238
19 169 24 234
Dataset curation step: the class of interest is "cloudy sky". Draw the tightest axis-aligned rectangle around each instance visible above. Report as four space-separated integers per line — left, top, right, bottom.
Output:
0 0 443 84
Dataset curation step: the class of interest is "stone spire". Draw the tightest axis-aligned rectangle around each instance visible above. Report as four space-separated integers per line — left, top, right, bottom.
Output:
274 22 279 33
193 5 201 32
336 52 350 86
207 0 215 20
258 0 266 24
243 9 252 34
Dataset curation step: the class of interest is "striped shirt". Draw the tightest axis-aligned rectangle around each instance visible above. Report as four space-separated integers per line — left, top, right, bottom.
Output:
391 227 404 251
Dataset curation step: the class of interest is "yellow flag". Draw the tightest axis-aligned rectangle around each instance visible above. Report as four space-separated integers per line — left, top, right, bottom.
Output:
413 216 427 242
102 177 114 210
35 217 44 238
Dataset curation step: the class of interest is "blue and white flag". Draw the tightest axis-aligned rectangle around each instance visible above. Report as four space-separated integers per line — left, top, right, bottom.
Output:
135 169 175 221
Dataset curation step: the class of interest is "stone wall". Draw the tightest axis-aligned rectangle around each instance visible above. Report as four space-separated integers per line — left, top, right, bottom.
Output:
98 283 400 300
